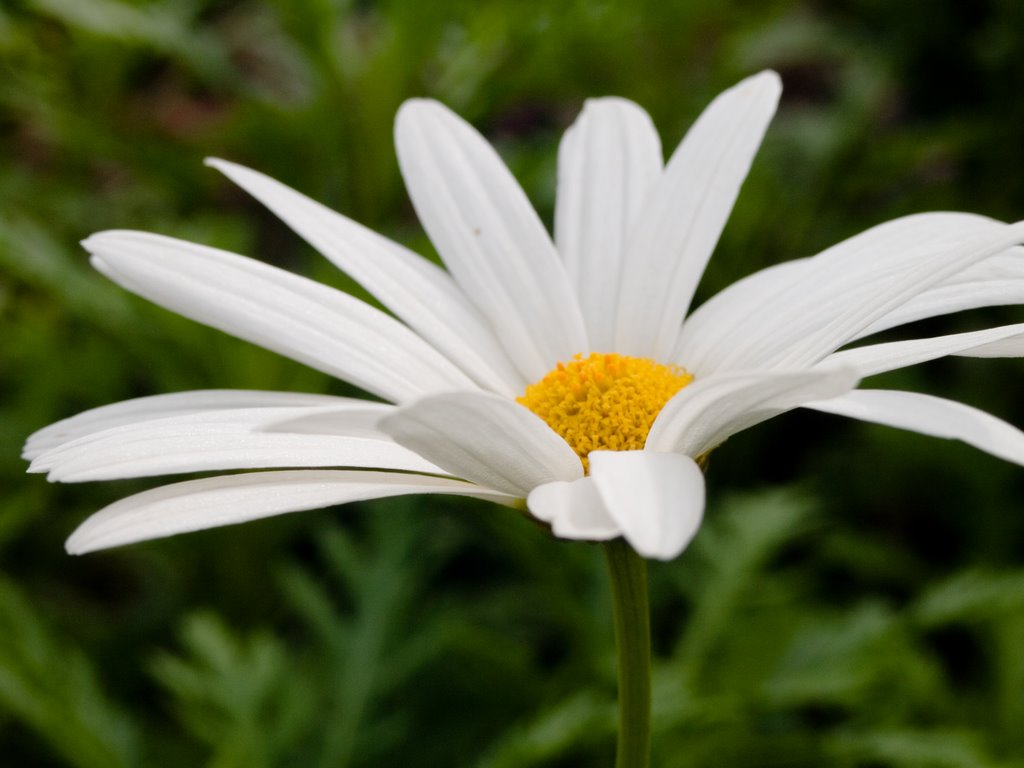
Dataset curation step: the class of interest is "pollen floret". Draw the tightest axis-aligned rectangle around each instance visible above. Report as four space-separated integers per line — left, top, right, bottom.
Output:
518 353 694 470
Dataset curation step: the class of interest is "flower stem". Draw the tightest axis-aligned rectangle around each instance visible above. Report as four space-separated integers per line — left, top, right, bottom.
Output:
603 538 651 768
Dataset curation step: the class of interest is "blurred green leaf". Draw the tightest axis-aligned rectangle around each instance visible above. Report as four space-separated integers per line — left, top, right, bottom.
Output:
0 577 139 768
150 611 314 768
915 569 1024 626
829 729 1005 768
672 488 816 687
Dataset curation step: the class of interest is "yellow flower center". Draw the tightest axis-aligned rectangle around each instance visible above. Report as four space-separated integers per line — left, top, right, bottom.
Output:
517 352 694 471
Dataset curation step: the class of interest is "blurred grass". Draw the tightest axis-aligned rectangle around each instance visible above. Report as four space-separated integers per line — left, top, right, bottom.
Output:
2 0 1024 765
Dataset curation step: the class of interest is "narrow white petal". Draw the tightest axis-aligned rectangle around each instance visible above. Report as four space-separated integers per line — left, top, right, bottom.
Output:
207 159 523 396
805 390 1024 466
379 392 582 496
23 390 355 460
856 247 1024 338
677 216 1024 373
526 477 620 540
260 407 391 435
675 213 999 371
821 322 1024 377
555 98 662 350
66 470 515 554
646 368 859 457
681 236 1024 364
616 71 781 358
30 404 379 473
959 334 1024 358
395 100 587 380
588 451 705 560
30 407 443 482
85 231 476 404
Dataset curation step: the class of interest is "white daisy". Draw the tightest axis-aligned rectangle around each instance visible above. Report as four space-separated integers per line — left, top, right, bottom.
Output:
26 71 1024 560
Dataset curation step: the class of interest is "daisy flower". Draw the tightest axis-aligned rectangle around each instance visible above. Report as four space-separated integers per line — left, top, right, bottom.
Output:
25 71 1024 560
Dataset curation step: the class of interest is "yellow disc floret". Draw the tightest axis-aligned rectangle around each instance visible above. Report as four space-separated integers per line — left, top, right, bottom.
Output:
517 352 694 471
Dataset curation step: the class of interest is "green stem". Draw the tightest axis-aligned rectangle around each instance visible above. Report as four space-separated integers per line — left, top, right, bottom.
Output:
603 538 651 768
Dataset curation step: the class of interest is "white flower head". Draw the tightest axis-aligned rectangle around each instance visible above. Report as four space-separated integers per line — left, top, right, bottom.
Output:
26 71 1024 560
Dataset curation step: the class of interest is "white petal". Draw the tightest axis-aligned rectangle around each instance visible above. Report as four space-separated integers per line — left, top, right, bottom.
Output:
526 477 620 540
805 390 1024 466
674 258 806 368
856 246 1024 338
30 407 443 482
681 235 1024 363
676 213 1018 374
395 100 587 380
260 407 390 435
555 98 662 351
30 404 383 474
85 231 476 404
65 470 515 554
671 214 999 372
646 367 859 457
588 451 705 560
379 391 583 496
616 71 781 358
821 322 1024 377
206 159 523 396
23 389 353 460
959 333 1024 358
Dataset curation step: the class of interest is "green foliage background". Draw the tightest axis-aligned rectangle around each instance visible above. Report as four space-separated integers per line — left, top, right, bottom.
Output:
2 0 1024 765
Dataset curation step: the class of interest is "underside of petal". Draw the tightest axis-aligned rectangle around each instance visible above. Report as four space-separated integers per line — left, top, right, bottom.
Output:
24 389 353 460
805 389 1024 467
820 322 1024 378
527 477 620 541
66 470 515 555
647 367 859 457
380 392 582 496
30 406 442 482
588 451 705 560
